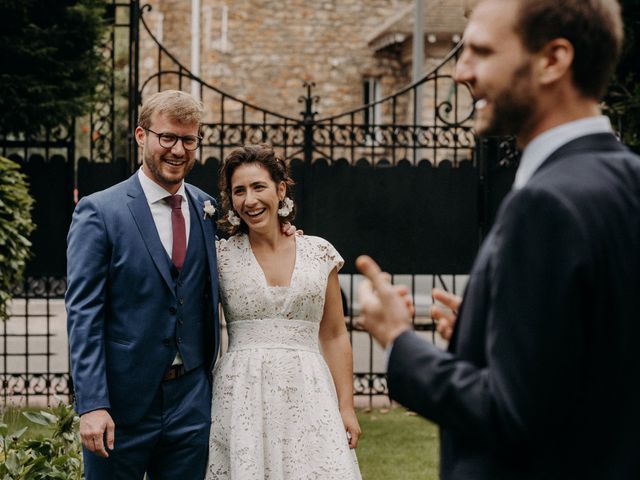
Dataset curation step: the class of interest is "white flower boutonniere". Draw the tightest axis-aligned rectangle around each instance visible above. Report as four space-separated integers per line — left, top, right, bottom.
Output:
203 200 216 219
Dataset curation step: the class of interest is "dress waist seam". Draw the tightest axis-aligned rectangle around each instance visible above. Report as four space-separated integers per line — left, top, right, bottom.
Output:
226 344 320 353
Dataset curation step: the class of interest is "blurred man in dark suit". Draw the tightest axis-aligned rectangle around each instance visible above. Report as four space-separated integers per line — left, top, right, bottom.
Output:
357 0 640 478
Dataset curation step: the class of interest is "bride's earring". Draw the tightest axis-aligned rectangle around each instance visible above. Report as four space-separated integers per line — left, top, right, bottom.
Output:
277 197 294 217
227 210 241 226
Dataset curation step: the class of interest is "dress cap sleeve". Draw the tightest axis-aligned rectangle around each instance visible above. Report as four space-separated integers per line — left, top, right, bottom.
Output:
313 236 344 274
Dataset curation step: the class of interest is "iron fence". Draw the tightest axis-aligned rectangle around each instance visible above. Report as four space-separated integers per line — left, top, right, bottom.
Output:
1 278 69 405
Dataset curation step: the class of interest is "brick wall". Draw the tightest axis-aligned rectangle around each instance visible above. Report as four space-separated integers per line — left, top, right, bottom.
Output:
140 0 417 121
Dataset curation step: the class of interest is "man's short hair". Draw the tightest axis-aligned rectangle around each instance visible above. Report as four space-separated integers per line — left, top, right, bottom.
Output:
515 0 623 100
138 90 205 129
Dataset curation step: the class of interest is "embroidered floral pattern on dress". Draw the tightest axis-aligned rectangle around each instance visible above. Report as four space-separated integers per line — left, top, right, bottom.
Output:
206 234 361 480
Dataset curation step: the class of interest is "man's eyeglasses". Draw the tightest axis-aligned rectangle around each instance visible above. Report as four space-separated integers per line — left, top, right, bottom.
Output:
144 128 202 151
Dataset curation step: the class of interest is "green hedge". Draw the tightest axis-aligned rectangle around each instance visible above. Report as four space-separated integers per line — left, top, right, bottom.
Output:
0 156 35 321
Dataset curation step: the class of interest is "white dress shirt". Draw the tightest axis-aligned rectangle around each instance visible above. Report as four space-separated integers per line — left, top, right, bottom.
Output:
513 115 613 189
137 167 191 256
138 167 190 366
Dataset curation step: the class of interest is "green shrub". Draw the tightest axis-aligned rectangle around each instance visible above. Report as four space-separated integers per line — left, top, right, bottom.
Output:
604 0 640 148
0 156 35 321
0 0 108 135
0 401 83 479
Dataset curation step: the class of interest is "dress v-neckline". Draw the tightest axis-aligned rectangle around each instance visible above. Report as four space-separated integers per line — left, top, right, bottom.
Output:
245 234 299 289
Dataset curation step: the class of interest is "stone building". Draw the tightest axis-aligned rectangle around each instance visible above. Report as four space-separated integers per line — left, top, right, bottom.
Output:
138 0 468 126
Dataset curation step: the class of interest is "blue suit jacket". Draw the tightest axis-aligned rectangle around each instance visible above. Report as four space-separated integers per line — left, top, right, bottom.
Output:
66 173 220 426
388 133 640 479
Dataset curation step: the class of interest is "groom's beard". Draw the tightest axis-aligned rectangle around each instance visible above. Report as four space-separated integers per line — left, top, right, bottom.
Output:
143 147 196 187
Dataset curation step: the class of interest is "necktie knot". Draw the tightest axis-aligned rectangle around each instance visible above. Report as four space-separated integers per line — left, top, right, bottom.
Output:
165 194 183 210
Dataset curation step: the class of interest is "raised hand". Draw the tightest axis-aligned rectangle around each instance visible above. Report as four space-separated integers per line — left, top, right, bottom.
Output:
80 409 115 458
431 288 461 341
355 255 413 349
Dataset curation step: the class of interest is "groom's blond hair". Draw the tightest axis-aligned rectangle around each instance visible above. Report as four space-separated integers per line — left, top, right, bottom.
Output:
138 90 204 129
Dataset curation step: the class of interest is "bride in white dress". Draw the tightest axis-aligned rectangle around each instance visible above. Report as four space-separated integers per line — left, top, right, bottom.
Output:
206 144 362 480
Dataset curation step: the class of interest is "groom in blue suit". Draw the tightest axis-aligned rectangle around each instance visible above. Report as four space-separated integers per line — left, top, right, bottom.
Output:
66 90 220 479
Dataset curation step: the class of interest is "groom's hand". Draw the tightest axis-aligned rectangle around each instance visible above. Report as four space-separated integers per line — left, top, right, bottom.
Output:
80 409 115 458
281 222 302 236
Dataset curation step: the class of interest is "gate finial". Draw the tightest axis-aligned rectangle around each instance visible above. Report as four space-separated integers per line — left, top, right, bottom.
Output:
299 81 319 123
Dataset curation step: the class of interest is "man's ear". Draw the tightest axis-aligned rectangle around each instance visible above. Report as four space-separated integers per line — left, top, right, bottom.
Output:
134 126 146 148
537 38 574 87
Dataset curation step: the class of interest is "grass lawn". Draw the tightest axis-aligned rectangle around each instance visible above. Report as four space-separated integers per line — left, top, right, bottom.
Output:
356 406 439 480
2 404 440 479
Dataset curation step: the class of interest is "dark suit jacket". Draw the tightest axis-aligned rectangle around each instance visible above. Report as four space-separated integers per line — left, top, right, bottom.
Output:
66 174 220 426
388 133 640 479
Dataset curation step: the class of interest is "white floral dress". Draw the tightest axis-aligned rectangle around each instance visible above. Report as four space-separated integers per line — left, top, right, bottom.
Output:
206 234 361 480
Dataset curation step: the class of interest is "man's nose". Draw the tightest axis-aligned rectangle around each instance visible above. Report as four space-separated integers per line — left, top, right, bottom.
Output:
453 49 472 85
171 139 186 156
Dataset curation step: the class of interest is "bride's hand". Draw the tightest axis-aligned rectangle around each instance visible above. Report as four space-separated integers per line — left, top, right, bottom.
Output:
340 408 361 449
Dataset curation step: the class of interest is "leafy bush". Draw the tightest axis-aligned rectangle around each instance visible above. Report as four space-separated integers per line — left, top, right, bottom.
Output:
0 156 35 321
0 401 83 479
0 0 108 135
605 0 640 148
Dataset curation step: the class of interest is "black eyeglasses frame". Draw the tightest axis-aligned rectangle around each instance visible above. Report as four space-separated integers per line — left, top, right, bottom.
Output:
143 128 203 151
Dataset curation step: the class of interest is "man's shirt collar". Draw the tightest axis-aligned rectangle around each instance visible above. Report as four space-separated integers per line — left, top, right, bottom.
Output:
137 167 186 204
513 115 613 190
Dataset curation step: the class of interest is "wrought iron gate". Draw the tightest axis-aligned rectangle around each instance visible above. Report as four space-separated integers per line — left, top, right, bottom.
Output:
0 1 518 406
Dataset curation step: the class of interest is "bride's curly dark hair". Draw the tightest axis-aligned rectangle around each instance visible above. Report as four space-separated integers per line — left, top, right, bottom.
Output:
217 143 296 236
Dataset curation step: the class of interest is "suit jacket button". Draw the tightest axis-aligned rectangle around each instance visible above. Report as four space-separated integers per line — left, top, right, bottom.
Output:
177 337 182 344
162 338 170 346
178 298 184 305
169 306 177 314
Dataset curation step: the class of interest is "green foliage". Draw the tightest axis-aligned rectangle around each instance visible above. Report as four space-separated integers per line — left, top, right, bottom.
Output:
0 156 35 321
604 0 640 147
0 0 108 135
0 401 83 479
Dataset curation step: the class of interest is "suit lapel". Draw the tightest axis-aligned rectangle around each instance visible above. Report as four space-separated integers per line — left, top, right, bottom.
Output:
126 175 175 294
186 185 216 273
186 185 220 362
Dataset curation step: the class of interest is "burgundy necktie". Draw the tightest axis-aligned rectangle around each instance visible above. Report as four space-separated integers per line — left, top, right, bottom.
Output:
165 194 186 269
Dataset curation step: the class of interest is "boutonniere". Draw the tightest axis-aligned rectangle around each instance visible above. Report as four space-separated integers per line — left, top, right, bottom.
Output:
203 200 216 219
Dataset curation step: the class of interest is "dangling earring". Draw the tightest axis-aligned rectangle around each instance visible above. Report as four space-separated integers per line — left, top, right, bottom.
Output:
227 210 241 226
277 197 294 217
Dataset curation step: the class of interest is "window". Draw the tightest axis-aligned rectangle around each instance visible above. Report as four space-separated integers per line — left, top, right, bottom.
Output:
363 77 381 143
363 77 381 126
